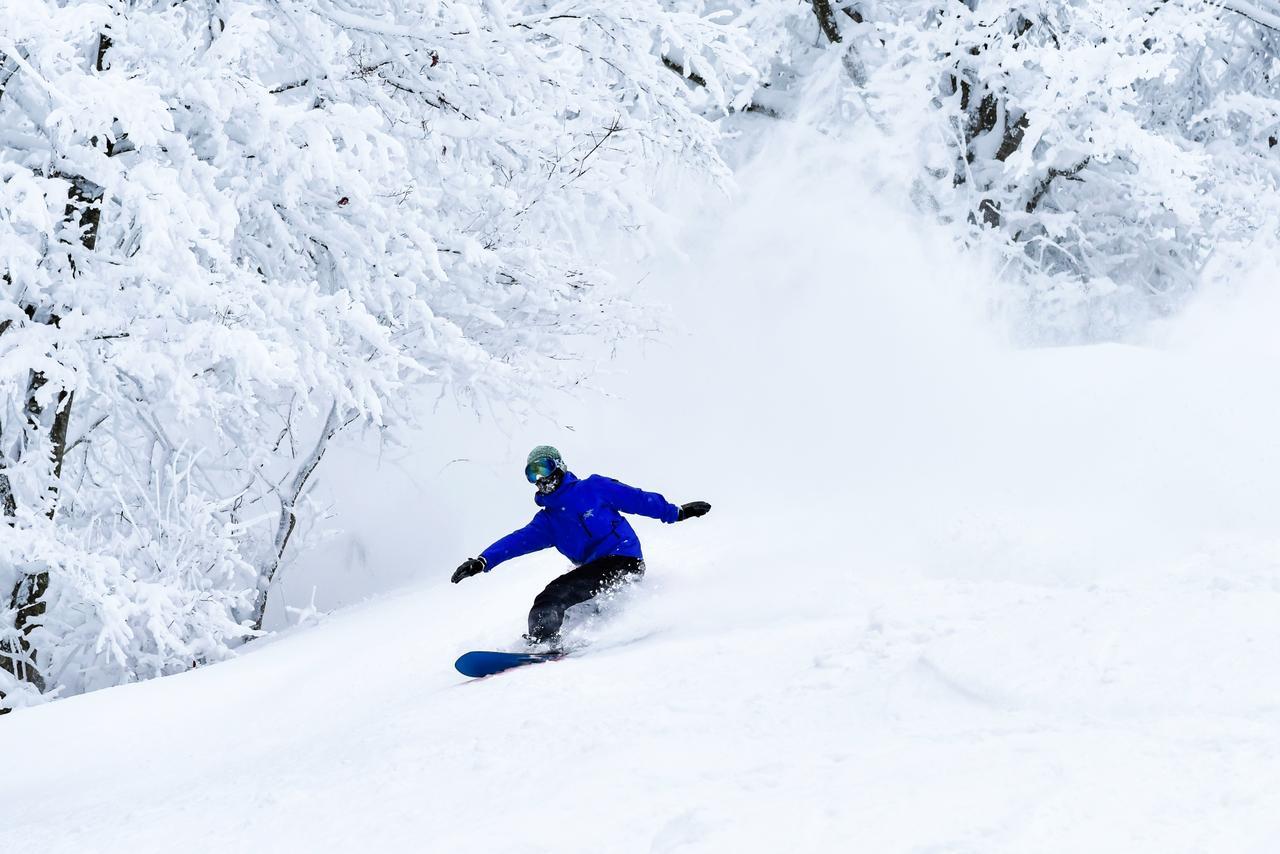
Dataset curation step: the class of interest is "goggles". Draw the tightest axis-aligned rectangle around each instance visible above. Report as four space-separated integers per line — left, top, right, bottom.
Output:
525 457 560 483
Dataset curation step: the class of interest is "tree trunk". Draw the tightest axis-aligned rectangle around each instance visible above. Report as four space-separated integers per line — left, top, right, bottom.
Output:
0 324 38 700
0 328 77 708
811 0 844 44
0 34 111 710
0 320 14 520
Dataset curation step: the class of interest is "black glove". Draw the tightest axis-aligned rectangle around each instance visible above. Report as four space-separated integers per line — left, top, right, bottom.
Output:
677 501 711 521
451 556 487 583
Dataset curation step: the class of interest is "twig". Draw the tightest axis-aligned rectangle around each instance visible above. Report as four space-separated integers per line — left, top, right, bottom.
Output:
1024 158 1091 214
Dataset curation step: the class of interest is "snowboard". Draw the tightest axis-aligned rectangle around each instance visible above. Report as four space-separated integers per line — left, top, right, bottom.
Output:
454 649 565 678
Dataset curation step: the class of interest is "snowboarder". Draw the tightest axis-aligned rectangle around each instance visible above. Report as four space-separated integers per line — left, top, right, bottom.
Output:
451 445 710 647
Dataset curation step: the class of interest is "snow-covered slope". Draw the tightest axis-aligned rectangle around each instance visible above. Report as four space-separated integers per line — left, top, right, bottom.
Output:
5 128 1280 854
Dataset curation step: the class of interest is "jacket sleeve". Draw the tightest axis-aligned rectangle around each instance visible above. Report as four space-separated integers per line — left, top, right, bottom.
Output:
596 476 681 523
480 511 554 570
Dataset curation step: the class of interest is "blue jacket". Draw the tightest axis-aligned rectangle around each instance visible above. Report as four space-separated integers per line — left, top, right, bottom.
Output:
480 472 680 570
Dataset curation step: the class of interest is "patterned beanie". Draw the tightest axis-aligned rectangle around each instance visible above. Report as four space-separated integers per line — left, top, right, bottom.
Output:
527 445 564 469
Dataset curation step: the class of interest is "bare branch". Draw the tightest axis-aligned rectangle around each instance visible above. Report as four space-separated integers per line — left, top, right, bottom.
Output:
64 413 110 455
250 402 349 632
1025 158 1092 215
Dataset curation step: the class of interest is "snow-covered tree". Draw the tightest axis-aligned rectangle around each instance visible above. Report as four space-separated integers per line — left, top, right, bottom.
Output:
10 0 1280 712
0 0 755 709
785 0 1280 337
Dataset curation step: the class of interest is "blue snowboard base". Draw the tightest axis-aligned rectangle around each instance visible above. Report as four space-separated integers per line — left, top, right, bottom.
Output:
455 649 565 678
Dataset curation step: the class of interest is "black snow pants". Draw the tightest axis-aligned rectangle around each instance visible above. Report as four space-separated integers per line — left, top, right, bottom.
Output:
527 555 645 643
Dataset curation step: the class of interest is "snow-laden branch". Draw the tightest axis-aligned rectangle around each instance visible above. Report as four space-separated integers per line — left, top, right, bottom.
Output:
1207 0 1280 31
252 402 342 632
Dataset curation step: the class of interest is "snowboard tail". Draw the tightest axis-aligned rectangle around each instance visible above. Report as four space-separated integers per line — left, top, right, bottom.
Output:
455 649 564 678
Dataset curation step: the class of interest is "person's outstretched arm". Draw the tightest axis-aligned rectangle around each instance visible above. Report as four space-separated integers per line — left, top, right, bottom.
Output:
595 476 710 523
452 512 553 583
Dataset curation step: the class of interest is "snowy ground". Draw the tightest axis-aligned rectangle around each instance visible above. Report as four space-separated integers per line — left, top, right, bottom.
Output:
5 128 1280 853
